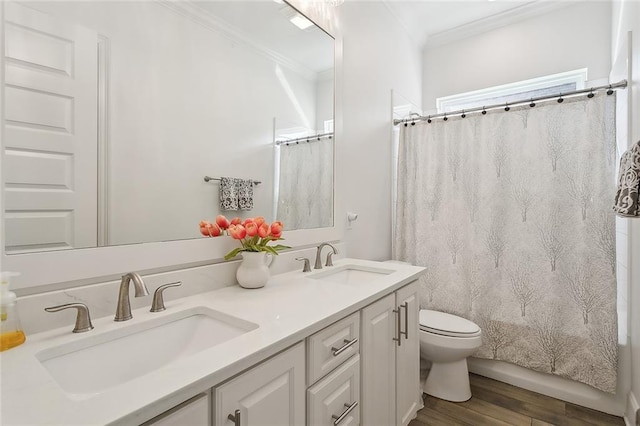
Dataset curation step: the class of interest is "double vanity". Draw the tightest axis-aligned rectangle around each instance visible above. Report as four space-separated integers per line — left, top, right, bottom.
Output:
1 259 425 425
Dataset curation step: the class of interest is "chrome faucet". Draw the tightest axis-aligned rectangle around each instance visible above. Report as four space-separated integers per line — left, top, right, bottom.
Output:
114 272 149 321
314 242 338 269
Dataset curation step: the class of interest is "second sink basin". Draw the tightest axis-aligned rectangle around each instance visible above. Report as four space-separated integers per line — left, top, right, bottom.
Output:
36 307 258 397
309 264 394 285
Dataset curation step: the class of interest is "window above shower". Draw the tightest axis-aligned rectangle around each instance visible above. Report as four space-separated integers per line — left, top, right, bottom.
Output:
436 68 588 113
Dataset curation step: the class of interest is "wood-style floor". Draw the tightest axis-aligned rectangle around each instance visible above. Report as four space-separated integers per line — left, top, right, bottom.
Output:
409 373 625 426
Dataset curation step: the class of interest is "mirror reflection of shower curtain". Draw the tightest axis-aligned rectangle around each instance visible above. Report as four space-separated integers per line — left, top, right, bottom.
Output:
276 140 333 229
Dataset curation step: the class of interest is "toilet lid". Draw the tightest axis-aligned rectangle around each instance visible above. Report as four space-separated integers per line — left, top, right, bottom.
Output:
419 310 481 338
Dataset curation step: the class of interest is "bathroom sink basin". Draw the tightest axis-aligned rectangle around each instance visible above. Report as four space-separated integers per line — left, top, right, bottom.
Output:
36 307 257 396
310 264 394 285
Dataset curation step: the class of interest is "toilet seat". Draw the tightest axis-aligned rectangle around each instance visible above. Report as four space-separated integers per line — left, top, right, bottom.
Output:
419 310 481 338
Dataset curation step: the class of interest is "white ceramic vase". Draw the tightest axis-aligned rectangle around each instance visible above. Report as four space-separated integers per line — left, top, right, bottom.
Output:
236 251 273 289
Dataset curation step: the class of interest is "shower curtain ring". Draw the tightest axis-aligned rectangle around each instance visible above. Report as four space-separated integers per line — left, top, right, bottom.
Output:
461 110 466 118
607 85 614 95
505 103 510 112
529 99 536 108
404 122 408 127
443 114 448 121
557 94 564 103
427 115 432 124
587 88 595 98
481 107 487 115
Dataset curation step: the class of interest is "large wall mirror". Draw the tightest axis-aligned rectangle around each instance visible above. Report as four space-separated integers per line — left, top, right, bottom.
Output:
2 0 334 255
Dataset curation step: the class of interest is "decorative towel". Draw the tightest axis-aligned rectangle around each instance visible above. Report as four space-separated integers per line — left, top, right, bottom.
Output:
237 179 254 211
219 177 239 211
613 141 640 217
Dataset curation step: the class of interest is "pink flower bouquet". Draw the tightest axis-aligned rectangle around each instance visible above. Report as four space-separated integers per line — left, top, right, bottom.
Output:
199 215 290 260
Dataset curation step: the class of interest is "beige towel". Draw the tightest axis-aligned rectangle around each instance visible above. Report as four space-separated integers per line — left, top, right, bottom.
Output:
613 141 640 217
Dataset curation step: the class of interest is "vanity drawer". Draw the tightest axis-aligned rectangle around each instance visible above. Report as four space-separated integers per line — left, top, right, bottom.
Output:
307 311 360 385
307 354 360 426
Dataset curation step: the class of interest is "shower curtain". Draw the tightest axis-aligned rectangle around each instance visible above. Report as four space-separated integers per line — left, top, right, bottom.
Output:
394 94 618 392
277 139 333 229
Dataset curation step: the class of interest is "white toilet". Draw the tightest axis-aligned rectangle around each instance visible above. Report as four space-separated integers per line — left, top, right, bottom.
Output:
419 309 482 402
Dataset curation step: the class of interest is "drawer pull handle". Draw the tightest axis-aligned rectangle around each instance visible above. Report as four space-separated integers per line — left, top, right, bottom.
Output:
332 401 358 426
228 409 241 425
331 337 358 356
393 307 401 346
400 302 409 340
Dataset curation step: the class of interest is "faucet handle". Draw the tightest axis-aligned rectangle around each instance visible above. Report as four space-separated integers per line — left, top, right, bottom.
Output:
45 303 94 333
325 252 335 267
150 281 182 313
295 257 312 273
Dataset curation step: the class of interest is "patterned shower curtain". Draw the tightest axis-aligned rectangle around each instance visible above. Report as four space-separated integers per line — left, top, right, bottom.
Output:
394 93 618 392
277 139 333 229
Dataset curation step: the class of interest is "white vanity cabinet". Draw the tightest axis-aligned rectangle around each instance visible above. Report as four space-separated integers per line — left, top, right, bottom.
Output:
213 342 306 426
361 280 421 426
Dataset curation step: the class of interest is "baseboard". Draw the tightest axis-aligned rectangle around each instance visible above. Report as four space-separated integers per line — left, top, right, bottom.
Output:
625 391 639 426
468 358 626 416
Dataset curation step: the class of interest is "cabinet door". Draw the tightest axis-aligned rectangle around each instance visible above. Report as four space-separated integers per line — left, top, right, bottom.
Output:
307 354 360 426
143 392 210 426
395 281 421 426
214 342 305 426
360 293 396 426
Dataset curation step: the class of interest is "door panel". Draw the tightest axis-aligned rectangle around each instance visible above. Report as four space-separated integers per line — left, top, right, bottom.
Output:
3 2 98 252
361 294 396 426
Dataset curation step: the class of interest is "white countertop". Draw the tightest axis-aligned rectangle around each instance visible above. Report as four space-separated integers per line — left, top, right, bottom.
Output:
0 258 425 425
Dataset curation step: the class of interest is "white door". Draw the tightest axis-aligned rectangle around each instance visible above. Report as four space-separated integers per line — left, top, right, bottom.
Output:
395 281 421 426
3 2 98 253
360 293 396 426
214 342 305 426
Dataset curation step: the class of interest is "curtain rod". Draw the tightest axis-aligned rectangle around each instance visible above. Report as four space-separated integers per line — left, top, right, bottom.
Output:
393 79 628 125
275 132 333 146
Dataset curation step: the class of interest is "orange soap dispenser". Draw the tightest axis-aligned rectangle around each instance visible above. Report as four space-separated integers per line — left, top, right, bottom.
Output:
0 272 26 351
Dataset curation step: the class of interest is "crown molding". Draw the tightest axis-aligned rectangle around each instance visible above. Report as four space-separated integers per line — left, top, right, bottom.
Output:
156 0 319 81
425 1 574 49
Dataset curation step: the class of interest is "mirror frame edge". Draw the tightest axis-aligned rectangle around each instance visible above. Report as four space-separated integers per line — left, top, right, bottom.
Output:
0 2 344 292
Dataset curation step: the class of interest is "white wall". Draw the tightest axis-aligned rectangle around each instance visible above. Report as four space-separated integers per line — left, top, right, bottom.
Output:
423 2 612 111
337 2 422 260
